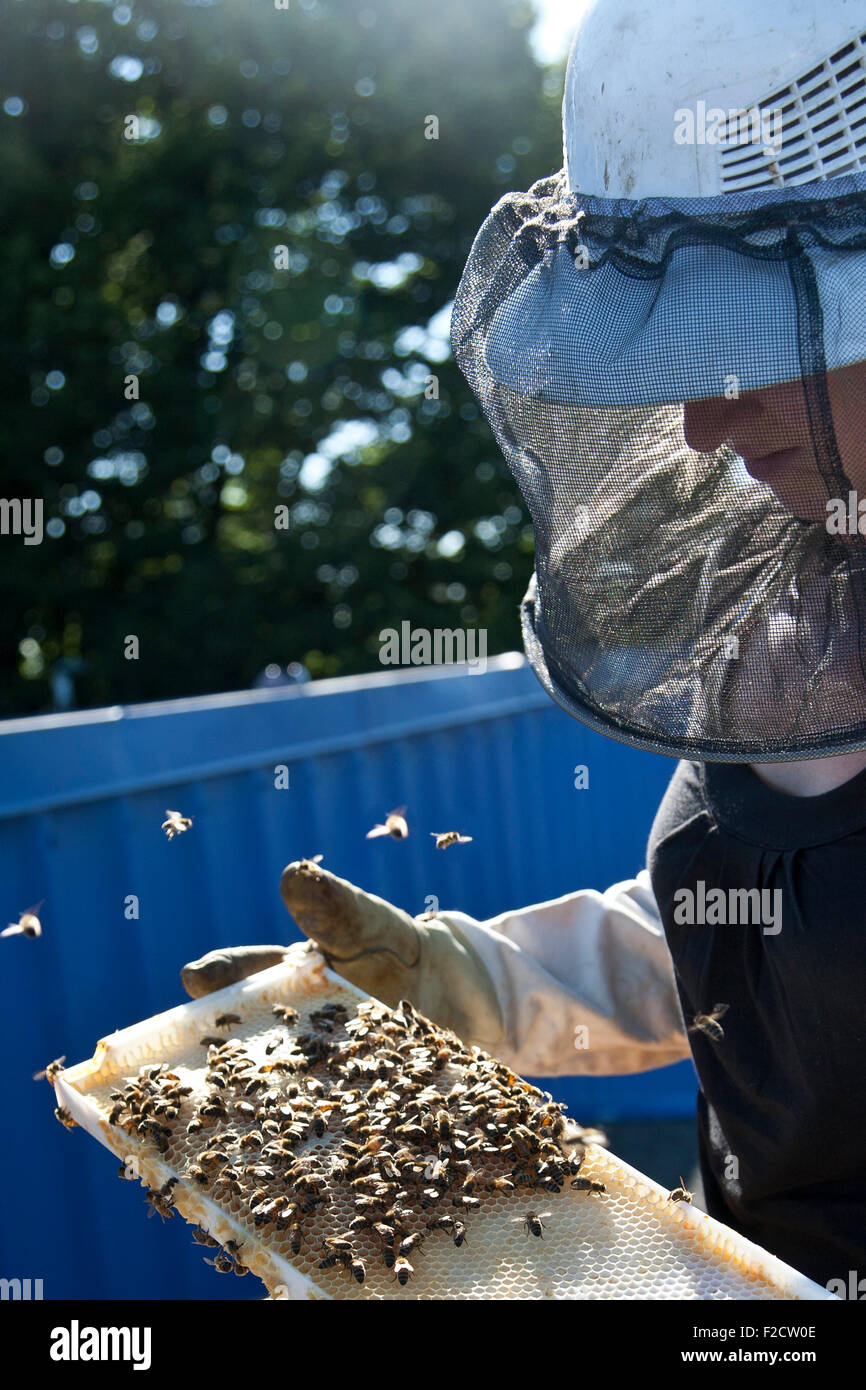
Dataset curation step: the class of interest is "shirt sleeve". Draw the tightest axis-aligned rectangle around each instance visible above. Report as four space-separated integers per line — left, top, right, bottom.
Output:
434 871 692 1077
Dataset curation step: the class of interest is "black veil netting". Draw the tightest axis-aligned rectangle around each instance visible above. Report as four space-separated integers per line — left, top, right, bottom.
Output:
450 168 866 760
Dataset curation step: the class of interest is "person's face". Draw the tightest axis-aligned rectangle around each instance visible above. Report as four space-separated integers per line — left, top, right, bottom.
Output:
682 361 866 523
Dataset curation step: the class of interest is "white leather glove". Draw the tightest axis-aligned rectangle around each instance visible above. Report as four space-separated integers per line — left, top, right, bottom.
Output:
182 862 689 1078
432 871 691 1076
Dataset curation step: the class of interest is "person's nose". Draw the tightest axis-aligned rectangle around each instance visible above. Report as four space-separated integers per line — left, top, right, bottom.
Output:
682 396 758 452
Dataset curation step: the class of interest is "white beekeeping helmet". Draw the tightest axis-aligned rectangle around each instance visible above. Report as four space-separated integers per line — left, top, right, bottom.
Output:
451 0 866 763
563 0 866 199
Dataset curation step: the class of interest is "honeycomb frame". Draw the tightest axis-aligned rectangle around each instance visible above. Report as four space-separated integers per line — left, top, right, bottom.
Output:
52 945 837 1301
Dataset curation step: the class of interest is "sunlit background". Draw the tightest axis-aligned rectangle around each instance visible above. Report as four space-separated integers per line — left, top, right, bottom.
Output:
2 0 587 717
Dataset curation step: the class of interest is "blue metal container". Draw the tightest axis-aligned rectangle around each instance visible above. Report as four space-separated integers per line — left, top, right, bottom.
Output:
0 655 694 1298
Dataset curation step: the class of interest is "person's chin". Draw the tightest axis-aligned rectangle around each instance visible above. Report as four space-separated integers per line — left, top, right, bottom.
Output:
772 486 829 524
741 461 828 524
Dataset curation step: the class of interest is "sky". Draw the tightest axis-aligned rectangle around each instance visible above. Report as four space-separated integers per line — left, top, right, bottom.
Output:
529 0 594 64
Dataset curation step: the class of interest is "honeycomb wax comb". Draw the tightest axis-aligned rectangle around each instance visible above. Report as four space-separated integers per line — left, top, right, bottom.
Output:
52 943 836 1300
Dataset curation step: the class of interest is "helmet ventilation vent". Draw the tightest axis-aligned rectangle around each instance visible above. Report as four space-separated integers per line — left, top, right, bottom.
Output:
719 31 866 191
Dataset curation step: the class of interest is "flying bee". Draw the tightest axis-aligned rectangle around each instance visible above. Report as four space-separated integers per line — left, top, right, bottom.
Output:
366 806 409 841
3 901 44 939
430 831 473 850
162 809 193 841
668 1176 694 1204
393 1256 413 1286
33 1055 66 1083
570 1178 606 1196
199 1036 226 1048
54 1107 77 1129
273 1004 300 1024
688 1003 729 1043
517 1210 551 1238
214 1013 241 1030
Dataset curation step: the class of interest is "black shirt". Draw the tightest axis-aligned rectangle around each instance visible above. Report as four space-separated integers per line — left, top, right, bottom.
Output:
647 758 866 1289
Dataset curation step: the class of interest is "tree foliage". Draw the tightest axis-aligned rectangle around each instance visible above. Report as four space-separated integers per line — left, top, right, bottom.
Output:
0 0 562 713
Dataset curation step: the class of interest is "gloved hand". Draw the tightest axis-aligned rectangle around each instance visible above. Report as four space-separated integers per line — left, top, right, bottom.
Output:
180 859 505 1052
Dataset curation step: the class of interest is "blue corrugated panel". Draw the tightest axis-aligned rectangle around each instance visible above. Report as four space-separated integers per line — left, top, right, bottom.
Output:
0 655 694 1298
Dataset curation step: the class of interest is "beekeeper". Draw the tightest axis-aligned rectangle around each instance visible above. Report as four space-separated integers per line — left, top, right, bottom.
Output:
184 0 866 1288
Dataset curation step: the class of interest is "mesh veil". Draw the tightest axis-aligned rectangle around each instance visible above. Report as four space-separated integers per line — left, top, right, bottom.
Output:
450 169 866 760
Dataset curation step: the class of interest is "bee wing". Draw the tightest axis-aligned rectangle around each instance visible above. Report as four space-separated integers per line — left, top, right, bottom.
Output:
456 834 473 843
388 806 408 818
366 825 390 838
165 810 181 818
1 922 24 937
24 899 45 916
712 1002 730 1018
